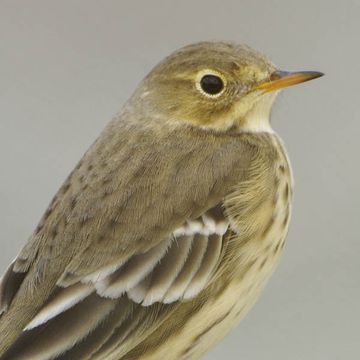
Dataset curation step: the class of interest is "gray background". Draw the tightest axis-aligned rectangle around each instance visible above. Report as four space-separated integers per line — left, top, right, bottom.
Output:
0 1 359 359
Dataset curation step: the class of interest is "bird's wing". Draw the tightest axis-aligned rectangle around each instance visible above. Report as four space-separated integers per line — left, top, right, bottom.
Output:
1 207 232 360
26 204 229 329
0 120 251 359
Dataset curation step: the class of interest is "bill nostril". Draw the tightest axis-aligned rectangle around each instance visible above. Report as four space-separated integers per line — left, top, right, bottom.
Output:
270 70 286 81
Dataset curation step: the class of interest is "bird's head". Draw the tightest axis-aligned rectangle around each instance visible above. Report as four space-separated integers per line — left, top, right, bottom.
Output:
130 41 323 133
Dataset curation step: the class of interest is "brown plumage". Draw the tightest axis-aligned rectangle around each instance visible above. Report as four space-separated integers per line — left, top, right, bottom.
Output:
0 41 322 359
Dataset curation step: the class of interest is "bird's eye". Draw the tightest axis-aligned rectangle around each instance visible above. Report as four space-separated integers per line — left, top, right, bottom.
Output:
200 75 224 95
196 70 226 97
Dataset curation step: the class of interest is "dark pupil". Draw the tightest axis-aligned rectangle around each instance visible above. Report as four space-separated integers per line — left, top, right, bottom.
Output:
200 75 224 95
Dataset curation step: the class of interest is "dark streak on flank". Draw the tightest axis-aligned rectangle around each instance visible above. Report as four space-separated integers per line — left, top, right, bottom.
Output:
234 305 246 319
283 183 289 203
280 239 286 250
259 257 267 270
181 307 234 357
233 258 257 286
282 207 290 228
274 242 281 254
213 283 230 302
261 216 274 238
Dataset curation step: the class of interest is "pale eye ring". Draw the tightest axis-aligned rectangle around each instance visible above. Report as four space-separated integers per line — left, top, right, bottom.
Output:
196 70 226 98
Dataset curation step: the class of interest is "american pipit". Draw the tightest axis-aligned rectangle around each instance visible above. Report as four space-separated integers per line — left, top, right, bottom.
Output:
0 41 322 360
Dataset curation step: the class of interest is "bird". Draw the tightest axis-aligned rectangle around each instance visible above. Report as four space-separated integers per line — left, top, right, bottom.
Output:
0 41 323 360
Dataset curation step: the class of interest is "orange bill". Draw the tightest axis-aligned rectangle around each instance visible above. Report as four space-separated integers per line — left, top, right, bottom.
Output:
256 70 324 92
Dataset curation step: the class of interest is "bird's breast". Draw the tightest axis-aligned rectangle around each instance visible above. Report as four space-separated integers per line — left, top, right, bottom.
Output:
142 135 294 360
223 134 293 283
123 135 294 360
178 135 294 359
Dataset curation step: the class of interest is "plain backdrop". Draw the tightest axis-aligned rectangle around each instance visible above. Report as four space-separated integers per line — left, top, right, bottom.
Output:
0 1 359 359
